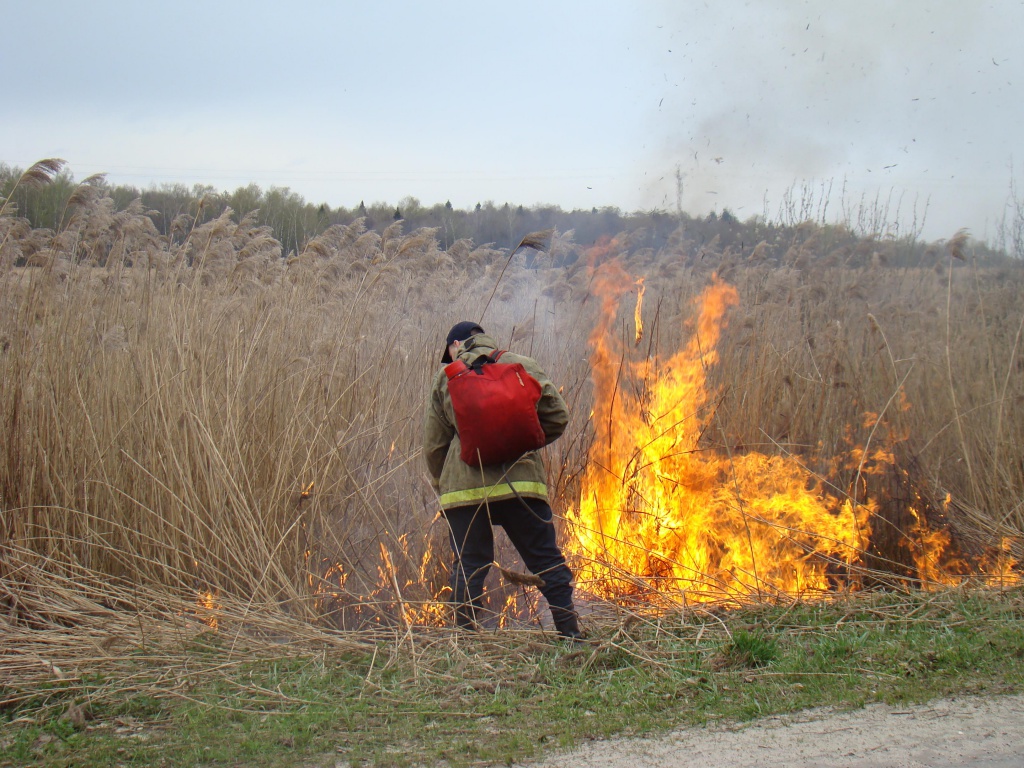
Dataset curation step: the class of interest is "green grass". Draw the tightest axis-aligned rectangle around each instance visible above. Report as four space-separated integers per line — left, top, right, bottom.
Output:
2 587 1023 767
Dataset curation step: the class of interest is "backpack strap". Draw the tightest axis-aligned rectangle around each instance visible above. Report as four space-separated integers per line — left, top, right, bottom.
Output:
466 350 507 375
447 350 507 377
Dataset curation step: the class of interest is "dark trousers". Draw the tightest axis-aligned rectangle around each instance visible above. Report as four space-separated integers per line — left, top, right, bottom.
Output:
443 496 575 628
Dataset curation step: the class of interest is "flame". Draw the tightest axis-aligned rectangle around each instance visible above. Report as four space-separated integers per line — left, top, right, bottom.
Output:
982 538 1021 588
634 277 645 346
310 562 347 595
906 507 962 588
298 480 314 508
567 265 869 606
409 539 449 625
908 500 1021 589
376 535 450 627
195 590 220 630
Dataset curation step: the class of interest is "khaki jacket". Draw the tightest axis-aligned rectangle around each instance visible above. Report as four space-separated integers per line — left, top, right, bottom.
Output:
423 333 569 510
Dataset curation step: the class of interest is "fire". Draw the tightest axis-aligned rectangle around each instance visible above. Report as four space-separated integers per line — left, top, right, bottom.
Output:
982 538 1021 588
566 263 870 606
185 259 1019 630
195 590 220 629
906 507 962 588
634 277 645 345
907 497 1021 590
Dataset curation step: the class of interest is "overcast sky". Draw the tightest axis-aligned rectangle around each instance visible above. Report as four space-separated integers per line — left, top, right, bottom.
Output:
3 1 1021 242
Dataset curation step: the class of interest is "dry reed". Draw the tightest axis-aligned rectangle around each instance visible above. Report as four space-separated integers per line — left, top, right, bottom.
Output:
1 184 1022 708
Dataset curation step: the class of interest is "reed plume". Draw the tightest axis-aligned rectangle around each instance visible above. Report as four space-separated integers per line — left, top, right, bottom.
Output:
0 157 67 218
478 228 554 323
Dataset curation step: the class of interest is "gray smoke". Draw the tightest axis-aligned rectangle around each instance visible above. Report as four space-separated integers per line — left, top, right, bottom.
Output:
638 2 1021 240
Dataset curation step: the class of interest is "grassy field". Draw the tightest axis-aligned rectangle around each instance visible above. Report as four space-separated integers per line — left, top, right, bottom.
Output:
2 588 1022 767
2 164 1024 765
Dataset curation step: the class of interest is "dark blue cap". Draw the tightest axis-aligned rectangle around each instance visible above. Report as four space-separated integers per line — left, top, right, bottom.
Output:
441 321 484 363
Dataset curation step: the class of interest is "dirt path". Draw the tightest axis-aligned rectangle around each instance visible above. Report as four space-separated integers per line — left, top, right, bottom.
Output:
523 695 1024 767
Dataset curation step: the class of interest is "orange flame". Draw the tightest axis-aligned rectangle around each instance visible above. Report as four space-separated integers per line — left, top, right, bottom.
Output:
906 507 962 588
634 277 645 346
195 590 220 630
982 538 1021 588
567 265 869 606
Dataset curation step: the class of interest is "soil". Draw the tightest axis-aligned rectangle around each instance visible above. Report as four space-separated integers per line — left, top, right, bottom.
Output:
523 695 1024 768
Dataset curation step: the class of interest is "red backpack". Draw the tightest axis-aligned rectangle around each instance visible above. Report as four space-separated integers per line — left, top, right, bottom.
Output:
444 350 547 467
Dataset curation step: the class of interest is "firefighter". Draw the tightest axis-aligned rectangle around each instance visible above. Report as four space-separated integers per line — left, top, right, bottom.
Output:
422 321 581 639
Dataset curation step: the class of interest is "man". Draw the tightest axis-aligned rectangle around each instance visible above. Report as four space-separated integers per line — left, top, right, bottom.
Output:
422 321 581 639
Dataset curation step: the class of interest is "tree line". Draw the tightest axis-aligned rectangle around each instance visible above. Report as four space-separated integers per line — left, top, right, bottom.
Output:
0 163 659 255
1 161 1016 268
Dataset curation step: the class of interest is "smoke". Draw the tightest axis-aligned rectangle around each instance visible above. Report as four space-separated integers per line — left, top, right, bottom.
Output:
637 2 1021 238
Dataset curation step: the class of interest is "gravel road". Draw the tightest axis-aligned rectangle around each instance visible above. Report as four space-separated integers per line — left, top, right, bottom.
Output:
522 695 1024 768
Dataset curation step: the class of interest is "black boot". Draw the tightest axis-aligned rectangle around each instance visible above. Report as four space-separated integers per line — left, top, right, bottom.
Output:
551 604 584 641
454 601 481 632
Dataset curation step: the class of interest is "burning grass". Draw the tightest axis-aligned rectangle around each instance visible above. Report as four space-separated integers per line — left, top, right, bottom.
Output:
565 255 1022 610
567 266 869 607
1 177 1023 688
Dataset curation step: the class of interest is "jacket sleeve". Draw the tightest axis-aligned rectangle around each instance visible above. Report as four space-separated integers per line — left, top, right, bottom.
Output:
422 370 455 486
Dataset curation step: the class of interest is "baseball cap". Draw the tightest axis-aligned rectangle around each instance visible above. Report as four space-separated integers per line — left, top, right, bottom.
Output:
441 321 484 363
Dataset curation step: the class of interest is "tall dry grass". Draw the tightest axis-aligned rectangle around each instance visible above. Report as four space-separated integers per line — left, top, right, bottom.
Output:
1 179 1022 655
711 260 1024 555
590 242 1024 580
0 187 585 639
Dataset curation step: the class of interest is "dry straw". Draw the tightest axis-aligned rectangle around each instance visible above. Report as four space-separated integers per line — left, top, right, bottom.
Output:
1 171 1022 707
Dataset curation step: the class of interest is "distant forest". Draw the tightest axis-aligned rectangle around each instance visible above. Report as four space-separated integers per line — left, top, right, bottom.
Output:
1 161 1018 267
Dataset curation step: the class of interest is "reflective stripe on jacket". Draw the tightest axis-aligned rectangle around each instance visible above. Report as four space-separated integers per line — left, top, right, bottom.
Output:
422 334 569 510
